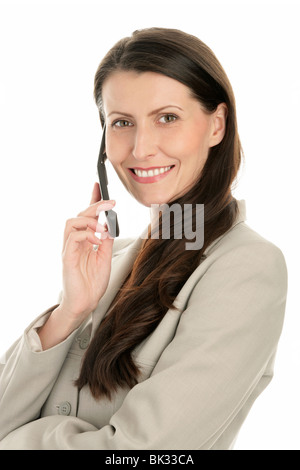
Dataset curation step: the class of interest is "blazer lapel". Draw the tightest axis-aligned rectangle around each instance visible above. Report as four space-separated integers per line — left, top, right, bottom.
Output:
91 229 147 334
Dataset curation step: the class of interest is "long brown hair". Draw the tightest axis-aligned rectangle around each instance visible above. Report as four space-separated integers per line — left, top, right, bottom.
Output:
75 27 242 399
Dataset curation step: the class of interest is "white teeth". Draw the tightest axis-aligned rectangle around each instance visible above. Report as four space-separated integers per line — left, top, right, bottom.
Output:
133 166 172 177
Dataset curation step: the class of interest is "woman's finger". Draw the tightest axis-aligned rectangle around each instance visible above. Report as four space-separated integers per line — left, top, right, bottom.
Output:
77 199 116 218
63 229 103 260
62 216 107 250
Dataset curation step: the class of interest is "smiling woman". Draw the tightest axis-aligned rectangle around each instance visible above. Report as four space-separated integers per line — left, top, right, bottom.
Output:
0 27 287 450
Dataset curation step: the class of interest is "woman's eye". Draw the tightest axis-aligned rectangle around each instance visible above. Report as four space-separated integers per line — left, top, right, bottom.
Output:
112 120 132 128
158 114 178 124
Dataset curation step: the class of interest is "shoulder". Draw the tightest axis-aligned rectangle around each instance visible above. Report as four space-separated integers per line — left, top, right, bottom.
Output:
181 203 288 319
205 220 287 282
180 220 288 346
202 199 287 285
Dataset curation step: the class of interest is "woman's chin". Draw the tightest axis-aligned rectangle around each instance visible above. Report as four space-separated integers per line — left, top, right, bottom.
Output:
135 196 171 208
127 189 172 208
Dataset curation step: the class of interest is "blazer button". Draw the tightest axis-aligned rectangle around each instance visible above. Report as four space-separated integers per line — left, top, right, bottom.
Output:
57 401 71 416
79 336 89 349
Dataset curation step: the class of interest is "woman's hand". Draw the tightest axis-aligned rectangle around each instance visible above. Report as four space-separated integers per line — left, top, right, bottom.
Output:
60 182 116 321
38 183 116 349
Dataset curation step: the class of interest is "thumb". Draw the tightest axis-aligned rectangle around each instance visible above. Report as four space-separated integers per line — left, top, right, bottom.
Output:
90 182 101 205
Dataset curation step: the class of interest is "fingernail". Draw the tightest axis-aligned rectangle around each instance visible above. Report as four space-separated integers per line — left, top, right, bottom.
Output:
100 227 114 240
96 201 115 215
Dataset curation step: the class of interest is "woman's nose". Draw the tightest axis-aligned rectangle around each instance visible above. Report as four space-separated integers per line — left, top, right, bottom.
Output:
132 125 157 161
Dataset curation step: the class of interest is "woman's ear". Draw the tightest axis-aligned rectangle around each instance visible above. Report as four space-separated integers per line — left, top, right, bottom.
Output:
209 103 228 147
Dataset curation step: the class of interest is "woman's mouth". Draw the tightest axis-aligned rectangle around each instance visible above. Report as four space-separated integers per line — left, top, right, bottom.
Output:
128 165 175 183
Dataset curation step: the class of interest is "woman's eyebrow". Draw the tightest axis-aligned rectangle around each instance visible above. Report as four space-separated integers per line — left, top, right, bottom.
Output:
107 105 183 118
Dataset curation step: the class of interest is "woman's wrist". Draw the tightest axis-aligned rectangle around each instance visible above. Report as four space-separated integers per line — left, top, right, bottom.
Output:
37 305 84 350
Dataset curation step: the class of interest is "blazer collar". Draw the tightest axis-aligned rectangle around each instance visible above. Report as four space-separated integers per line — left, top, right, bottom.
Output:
233 199 246 226
203 199 246 256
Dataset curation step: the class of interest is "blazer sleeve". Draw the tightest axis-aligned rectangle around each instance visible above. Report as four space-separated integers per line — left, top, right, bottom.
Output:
0 240 288 450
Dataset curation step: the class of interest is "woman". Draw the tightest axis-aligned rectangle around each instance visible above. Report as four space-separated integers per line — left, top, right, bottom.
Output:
0 27 287 450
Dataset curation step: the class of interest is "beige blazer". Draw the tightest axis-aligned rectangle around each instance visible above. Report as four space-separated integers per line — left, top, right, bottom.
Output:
0 200 288 450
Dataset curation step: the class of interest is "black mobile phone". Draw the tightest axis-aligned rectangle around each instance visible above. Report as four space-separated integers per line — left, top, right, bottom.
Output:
97 125 119 237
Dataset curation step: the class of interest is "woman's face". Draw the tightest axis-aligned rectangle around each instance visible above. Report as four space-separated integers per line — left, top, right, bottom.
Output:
101 71 226 207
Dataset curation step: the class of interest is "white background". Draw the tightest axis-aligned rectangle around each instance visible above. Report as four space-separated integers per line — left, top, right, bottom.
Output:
0 0 299 450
